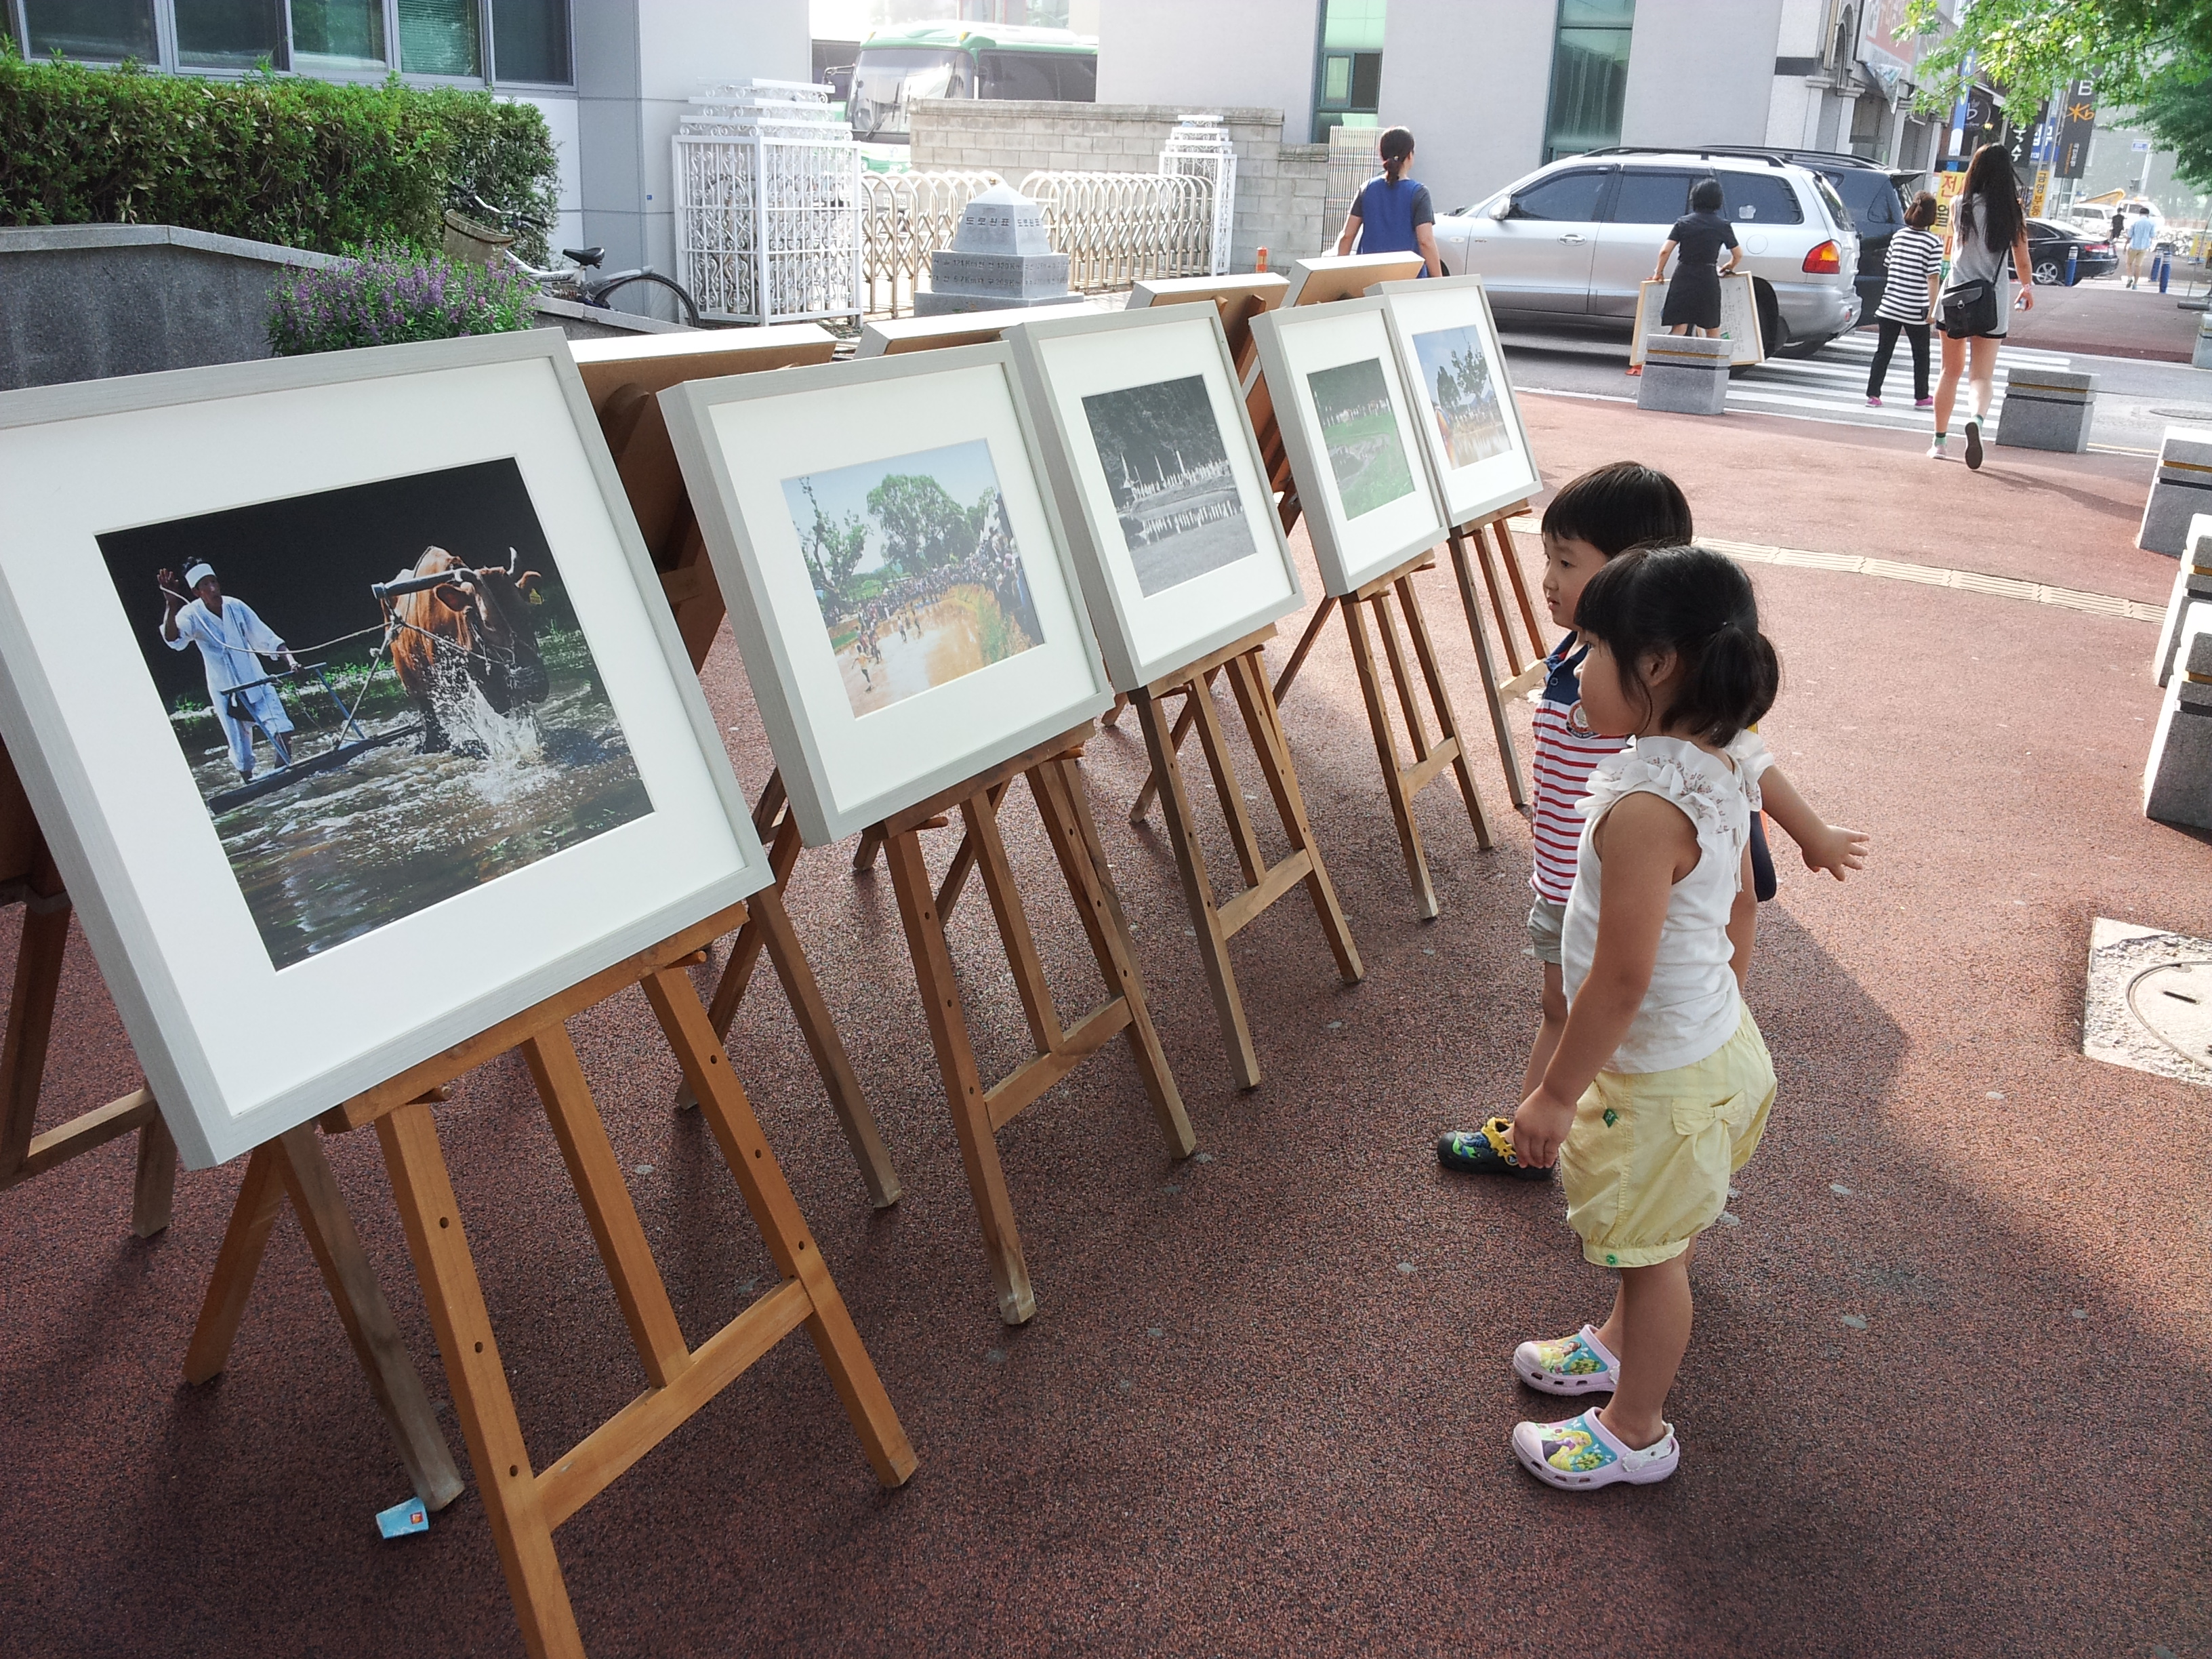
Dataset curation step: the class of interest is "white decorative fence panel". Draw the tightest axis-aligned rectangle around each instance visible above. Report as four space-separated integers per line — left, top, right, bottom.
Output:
859 168 1002 319
1015 171 1216 293
673 79 861 325
1158 115 1237 276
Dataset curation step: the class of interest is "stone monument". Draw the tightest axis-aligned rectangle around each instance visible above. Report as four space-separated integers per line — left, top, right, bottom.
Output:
914 182 1073 316
1635 333 1731 417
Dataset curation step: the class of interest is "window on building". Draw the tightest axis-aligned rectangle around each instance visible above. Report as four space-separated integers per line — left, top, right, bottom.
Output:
1849 91 1890 163
22 0 158 61
176 0 288 69
12 1 572 84
1543 0 1635 163
1312 0 1385 143
1607 169 1694 224
291 0 386 71
491 0 566 83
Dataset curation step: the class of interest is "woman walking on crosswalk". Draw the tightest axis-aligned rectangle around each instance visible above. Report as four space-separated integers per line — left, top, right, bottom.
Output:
1930 146 2034 470
1866 191 1942 410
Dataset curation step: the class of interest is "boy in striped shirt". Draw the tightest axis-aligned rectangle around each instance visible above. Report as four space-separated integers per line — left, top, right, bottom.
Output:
1438 462 1866 1178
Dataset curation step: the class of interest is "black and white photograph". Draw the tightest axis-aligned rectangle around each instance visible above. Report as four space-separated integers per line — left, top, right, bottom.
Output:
1079 373 1254 597
1306 356 1418 520
1410 323 1513 468
781 438 1046 717
98 458 653 970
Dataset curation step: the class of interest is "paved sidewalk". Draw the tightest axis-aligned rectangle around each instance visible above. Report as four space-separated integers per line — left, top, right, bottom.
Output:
2009 274 2207 363
3 397 2206 1659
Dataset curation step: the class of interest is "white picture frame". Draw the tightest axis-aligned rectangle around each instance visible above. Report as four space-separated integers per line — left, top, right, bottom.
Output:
661 342 1114 845
0 331 773 1169
1371 274 1545 528
1250 295 1451 596
1006 304 1303 691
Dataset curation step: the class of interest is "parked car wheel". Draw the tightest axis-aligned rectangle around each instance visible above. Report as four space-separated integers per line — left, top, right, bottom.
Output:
2032 258 2064 285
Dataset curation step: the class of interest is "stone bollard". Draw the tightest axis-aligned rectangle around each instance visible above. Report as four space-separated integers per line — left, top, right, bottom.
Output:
1994 367 2096 453
2139 426 2212 556
2155 516 2212 687
2194 310 2212 372
2144 608 2212 829
1635 333 1731 416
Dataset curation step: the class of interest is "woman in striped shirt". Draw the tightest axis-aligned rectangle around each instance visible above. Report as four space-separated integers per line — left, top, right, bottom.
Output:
1866 191 1943 409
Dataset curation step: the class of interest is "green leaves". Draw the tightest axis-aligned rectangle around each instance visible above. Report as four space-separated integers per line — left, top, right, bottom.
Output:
0 56 558 260
1902 0 2212 114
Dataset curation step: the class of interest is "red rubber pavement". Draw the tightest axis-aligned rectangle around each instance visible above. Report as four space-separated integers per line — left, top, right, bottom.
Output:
3 397 2205 1658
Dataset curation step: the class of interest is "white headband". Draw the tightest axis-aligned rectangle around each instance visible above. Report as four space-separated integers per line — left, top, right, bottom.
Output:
184 563 216 588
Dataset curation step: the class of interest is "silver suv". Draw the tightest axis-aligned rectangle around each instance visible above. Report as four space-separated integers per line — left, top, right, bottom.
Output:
1434 152 1862 357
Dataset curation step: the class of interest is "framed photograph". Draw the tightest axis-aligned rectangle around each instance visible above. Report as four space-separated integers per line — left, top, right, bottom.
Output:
1372 274 1544 528
661 342 1113 845
1250 295 1450 596
1006 304 1302 691
0 331 771 1168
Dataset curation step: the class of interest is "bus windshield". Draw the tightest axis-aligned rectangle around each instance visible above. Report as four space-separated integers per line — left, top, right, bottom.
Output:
851 48 971 141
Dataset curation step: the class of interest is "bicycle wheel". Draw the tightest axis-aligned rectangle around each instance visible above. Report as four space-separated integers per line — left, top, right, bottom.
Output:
594 272 701 328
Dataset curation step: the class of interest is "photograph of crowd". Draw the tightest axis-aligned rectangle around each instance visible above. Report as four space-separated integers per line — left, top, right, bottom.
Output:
1079 373 1255 598
1307 358 1417 520
1410 323 1513 470
781 438 1045 718
97 459 650 970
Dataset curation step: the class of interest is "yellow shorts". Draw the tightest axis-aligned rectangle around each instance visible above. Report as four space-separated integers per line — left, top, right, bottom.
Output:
1559 1006 1777 1268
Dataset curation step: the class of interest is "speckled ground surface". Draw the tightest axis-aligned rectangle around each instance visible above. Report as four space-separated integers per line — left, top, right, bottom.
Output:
4 394 2207 1659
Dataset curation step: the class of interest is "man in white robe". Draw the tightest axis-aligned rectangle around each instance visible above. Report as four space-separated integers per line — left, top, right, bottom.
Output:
159 562 297 782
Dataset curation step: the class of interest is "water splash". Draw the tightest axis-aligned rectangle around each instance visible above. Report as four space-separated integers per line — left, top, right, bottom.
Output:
436 679 546 806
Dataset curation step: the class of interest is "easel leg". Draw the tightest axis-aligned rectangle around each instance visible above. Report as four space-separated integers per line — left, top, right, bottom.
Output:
1128 672 1215 825
883 825 1036 1325
1448 526 1528 811
1029 757 1195 1157
182 1142 287 1385
129 1114 178 1238
1395 570 1494 851
1471 524 1527 676
378 1100 583 1659
640 969 916 1486
1342 596 1439 919
1225 652 1364 983
1134 687 1261 1090
272 1125 465 1509
0 897 70 1183
1271 596 1340 705
1496 520 1547 655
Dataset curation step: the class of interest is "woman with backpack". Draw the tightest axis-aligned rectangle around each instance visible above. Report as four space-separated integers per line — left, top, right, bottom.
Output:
1931 145 2034 470
1335 126 1444 276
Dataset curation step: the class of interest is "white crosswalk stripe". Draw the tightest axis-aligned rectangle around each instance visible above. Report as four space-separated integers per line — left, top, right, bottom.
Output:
1726 332 2074 428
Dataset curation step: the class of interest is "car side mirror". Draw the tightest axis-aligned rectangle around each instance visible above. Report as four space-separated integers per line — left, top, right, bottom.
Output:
1490 198 1515 222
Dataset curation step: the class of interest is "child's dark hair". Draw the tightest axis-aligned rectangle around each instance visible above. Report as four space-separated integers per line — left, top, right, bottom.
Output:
1690 178 1725 213
1905 190 1938 230
1573 544 1778 745
1540 461 1694 557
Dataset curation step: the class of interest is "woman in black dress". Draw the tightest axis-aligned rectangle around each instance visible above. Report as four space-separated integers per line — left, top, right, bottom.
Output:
1652 178 1742 335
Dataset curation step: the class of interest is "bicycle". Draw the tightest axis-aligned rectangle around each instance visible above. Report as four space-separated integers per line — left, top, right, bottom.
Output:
449 194 702 328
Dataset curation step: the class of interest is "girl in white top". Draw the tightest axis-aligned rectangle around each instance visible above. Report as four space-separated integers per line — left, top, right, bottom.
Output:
1505 544 1784 1492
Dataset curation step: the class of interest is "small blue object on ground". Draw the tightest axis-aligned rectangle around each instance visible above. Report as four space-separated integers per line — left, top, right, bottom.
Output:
376 1496 430 1539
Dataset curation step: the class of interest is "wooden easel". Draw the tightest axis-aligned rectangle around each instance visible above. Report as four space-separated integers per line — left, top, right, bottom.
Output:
575 330 901 1209
0 740 466 1509
857 298 1100 356
1444 508 1545 810
880 722 1193 1324
1124 624 1362 1088
0 752 176 1233
192 898 915 1659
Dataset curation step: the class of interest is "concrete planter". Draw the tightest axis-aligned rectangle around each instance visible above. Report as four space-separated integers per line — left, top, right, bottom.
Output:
0 224 684 392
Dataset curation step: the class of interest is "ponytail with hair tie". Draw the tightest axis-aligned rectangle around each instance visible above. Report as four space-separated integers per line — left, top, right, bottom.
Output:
1572 544 1780 745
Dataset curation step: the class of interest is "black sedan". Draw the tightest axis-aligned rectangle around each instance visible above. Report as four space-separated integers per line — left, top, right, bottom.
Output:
2025 219 2118 285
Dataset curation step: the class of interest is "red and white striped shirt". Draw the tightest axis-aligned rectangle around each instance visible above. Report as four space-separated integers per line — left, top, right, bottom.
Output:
1530 637 1631 905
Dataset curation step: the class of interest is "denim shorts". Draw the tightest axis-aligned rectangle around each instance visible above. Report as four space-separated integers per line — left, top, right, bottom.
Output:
1525 897 1566 968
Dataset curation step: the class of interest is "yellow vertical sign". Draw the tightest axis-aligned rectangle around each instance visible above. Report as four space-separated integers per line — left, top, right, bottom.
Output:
2030 165 2052 216
1934 171 1967 234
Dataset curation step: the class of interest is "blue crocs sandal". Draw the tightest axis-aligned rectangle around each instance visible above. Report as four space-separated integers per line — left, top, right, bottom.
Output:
1436 1117 1550 1181
1512 1408 1679 1490
1513 1324 1620 1395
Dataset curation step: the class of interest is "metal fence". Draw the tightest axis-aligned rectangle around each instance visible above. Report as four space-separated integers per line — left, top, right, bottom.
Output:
859 168 1002 318
1017 170 1216 293
857 167 1218 316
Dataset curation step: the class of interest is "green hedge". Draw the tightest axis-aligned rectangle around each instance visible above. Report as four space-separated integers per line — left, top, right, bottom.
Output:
0 47 559 262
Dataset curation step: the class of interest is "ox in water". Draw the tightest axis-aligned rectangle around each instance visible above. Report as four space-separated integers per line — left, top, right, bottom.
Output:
99 459 653 970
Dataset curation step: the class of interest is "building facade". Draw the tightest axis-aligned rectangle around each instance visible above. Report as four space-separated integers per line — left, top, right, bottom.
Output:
5 0 812 274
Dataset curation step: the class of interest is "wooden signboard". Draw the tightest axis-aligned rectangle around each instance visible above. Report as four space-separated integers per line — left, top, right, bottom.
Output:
857 299 1102 357
1628 274 1765 368
1128 271 1290 380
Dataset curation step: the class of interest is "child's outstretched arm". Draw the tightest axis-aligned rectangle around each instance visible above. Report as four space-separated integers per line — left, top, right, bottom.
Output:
1513 793 1694 1168
1759 764 1869 881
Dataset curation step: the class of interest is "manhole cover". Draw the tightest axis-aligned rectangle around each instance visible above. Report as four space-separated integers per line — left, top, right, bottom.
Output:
2149 406 2212 420
2128 961 2212 1066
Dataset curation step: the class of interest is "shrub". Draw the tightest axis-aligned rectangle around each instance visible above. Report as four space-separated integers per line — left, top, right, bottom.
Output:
268 245 539 356
0 46 558 262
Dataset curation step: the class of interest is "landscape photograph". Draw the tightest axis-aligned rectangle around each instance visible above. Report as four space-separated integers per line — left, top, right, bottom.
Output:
1307 357 1417 519
1080 373 1256 596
